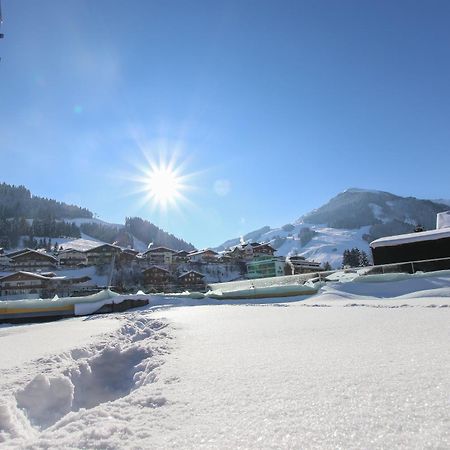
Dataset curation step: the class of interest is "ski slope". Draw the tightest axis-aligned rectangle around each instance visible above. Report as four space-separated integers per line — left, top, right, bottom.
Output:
217 223 372 268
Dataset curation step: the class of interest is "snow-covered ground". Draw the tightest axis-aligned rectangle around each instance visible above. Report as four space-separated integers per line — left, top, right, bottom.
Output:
1 273 449 448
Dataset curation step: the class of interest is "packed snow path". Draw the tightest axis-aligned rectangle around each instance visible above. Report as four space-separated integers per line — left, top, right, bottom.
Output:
0 277 449 448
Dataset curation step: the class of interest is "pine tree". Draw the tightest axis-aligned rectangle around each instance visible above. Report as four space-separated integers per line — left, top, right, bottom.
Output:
359 250 371 267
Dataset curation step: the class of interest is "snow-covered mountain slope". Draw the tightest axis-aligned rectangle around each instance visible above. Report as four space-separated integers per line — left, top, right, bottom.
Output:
216 222 370 268
215 188 449 268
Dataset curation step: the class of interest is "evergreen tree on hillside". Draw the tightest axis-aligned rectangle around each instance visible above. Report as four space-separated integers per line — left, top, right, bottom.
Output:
125 217 195 251
359 250 371 267
342 248 371 267
0 182 93 220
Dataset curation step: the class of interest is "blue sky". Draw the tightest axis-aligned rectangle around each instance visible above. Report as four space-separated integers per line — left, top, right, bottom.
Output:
1 0 449 248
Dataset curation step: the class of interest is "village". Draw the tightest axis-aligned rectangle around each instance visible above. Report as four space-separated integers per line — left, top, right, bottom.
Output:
0 238 324 301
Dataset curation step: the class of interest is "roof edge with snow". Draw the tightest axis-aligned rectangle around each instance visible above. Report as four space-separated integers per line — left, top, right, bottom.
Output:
370 227 450 249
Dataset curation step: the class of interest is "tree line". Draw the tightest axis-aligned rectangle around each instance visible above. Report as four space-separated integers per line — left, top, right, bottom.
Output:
0 217 81 248
125 217 196 251
0 182 92 220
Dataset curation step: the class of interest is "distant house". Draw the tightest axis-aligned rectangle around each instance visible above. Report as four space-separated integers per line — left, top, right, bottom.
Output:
0 252 11 268
118 248 139 265
226 246 243 260
252 243 276 259
143 247 178 266
370 211 450 271
246 257 286 279
286 256 322 274
58 249 88 267
178 270 205 290
60 239 121 266
225 242 276 261
8 249 58 271
84 243 122 266
0 271 49 299
0 271 92 300
142 266 172 291
173 250 189 262
188 249 218 263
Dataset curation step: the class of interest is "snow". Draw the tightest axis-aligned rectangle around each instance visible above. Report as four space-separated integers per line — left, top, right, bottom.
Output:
274 224 372 268
369 203 387 222
54 265 109 287
0 318 120 370
370 227 450 248
437 210 450 229
216 221 374 269
0 273 449 448
59 238 106 252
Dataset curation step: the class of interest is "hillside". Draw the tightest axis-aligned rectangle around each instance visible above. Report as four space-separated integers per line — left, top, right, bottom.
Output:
0 183 92 220
216 188 449 268
0 182 195 251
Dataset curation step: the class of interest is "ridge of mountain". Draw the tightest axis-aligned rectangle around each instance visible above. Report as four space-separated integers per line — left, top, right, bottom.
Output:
215 188 449 268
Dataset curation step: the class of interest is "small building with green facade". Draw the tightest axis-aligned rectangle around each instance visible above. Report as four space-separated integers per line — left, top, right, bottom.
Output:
246 257 286 279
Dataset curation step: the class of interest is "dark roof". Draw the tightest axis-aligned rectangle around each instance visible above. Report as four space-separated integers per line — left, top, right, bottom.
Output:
6 248 34 258
142 265 171 274
58 248 86 255
253 243 276 252
0 271 50 282
178 270 205 279
144 246 178 255
244 242 261 247
188 249 218 256
9 250 58 262
122 248 139 255
85 243 121 253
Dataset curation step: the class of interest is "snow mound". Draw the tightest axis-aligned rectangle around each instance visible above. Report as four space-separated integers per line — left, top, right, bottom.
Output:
0 314 170 443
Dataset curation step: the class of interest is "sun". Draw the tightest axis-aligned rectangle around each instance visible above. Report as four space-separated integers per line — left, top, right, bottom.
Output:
146 164 182 206
126 147 197 214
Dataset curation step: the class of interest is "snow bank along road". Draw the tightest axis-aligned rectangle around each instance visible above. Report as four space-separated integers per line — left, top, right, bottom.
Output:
0 275 449 449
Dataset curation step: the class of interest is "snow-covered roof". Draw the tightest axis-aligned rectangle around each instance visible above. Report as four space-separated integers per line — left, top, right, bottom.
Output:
370 227 450 249
144 246 178 254
178 270 205 279
9 250 58 262
188 249 218 256
60 239 109 252
142 265 170 274
0 271 66 282
58 248 86 255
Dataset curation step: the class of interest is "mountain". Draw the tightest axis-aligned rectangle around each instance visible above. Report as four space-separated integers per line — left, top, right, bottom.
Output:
434 198 450 207
0 182 195 251
215 188 449 268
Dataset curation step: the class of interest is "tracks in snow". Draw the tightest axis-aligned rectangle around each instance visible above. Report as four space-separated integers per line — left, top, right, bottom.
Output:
0 313 171 441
